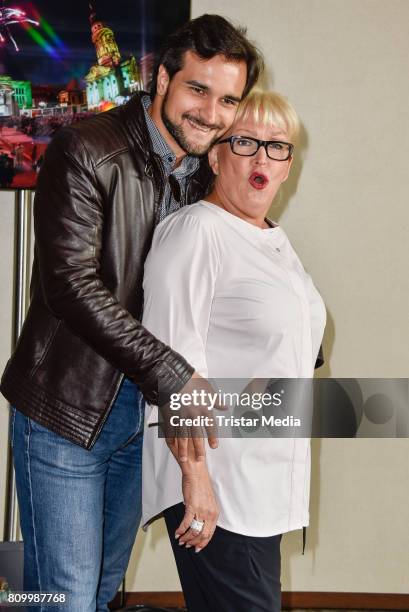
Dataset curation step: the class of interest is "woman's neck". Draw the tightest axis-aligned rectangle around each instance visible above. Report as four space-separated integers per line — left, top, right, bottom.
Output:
205 189 270 229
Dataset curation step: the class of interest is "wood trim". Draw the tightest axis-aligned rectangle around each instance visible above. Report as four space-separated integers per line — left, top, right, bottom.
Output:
110 591 409 610
282 591 409 609
110 591 184 608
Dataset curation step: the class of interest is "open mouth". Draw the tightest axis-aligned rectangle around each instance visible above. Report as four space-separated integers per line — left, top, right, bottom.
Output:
249 172 269 190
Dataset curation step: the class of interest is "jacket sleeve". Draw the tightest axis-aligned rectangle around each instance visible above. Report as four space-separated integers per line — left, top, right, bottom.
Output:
33 127 193 404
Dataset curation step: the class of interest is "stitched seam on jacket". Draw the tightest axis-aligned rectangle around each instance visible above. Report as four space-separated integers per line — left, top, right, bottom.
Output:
29 320 62 379
1 366 97 448
6 361 102 420
94 147 129 168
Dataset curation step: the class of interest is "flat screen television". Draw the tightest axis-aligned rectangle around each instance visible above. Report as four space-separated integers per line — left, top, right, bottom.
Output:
0 0 190 190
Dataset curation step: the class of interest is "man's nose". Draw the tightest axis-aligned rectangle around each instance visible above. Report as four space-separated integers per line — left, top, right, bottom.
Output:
199 97 218 126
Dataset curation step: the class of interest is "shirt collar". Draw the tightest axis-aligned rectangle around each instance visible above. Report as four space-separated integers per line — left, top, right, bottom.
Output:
141 95 199 178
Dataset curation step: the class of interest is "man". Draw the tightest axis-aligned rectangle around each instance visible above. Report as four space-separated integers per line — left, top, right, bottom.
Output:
1 14 262 611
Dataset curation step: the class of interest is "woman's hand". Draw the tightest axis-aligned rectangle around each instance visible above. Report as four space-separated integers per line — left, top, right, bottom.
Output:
175 459 219 553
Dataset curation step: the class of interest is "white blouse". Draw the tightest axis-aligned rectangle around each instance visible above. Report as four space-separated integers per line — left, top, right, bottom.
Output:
141 200 326 536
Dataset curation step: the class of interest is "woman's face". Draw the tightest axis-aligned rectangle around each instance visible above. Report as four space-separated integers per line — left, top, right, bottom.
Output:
207 116 293 227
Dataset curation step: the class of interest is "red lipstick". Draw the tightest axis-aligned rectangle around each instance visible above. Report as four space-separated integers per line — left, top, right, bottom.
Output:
249 171 269 190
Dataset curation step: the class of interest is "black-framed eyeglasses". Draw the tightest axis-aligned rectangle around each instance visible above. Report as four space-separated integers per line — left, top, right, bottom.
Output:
217 135 294 161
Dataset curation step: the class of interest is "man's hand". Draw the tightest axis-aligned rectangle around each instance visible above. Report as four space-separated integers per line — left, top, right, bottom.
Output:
175 461 219 553
161 372 225 463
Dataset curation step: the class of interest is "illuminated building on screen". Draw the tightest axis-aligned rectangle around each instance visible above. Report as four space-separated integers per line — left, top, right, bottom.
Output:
58 78 86 107
85 4 143 110
0 76 32 115
31 85 61 109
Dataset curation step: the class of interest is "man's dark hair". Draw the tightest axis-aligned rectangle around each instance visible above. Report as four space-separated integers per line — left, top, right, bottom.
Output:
149 14 263 99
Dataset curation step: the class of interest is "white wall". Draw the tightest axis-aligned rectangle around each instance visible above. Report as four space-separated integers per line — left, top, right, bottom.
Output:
127 0 409 594
0 191 15 541
0 192 33 544
1 0 408 596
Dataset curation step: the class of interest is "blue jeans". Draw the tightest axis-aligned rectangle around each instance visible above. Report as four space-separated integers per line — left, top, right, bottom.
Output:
11 377 144 612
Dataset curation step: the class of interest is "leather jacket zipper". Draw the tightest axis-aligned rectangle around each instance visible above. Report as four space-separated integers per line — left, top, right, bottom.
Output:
148 154 166 225
89 373 124 448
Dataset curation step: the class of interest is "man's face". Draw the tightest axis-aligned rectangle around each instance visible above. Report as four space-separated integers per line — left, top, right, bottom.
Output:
158 50 247 157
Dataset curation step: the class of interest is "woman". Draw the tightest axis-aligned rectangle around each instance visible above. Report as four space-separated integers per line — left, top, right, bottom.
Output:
141 90 326 611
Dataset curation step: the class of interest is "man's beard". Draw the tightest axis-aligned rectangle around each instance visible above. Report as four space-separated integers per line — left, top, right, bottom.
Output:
161 94 223 157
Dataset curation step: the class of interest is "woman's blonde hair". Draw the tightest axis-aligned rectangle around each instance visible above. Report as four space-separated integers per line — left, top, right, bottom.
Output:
233 89 300 144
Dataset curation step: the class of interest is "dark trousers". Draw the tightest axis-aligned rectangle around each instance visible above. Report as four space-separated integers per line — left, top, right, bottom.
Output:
164 503 282 612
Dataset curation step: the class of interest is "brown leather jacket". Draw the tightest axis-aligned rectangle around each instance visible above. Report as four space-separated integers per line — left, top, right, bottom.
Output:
1 94 213 449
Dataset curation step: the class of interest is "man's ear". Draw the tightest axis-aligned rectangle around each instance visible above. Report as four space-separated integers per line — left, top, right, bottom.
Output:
208 147 219 175
156 64 170 97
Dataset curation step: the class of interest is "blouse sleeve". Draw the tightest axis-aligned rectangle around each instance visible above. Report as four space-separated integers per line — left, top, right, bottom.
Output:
142 210 220 379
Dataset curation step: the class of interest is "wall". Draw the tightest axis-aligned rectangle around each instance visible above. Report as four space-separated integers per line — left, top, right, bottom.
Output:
0 192 14 543
1 0 408 596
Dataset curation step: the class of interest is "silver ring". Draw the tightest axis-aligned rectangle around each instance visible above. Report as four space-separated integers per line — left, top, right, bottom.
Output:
190 518 205 533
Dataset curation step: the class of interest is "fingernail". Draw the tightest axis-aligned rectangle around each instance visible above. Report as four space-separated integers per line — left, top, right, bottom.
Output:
175 533 180 540
179 541 185 546
195 547 202 553
185 544 192 549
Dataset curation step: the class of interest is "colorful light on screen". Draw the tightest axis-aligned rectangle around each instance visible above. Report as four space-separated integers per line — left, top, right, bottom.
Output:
0 1 69 59
0 1 39 51
20 19 60 59
25 2 67 53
